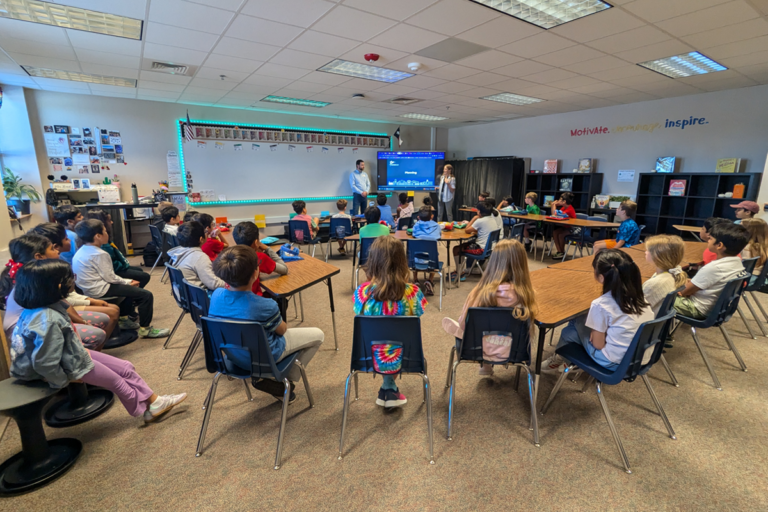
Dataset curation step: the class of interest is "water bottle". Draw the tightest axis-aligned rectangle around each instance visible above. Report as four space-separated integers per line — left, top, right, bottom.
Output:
131 183 139 204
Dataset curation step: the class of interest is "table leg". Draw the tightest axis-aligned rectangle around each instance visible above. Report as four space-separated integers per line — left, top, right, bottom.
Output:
327 277 338 351
351 240 358 290
532 323 547 444
276 296 289 321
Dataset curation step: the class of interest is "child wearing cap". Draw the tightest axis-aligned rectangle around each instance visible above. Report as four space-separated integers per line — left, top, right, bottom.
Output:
731 201 759 224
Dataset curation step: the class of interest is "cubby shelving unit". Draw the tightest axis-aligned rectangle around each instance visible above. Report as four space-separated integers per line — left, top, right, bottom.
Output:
525 172 604 214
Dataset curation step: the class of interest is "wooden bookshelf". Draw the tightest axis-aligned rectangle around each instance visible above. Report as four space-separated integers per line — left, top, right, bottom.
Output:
525 172 604 214
635 172 762 235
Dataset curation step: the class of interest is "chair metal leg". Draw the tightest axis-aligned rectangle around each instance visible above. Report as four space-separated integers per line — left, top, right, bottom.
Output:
445 346 456 388
640 375 676 440
338 372 354 460
438 270 443 311
292 295 298 320
163 310 186 349
422 358 428 403
548 328 555 346
540 365 573 414
422 373 435 464
737 306 757 339
325 240 331 262
447 360 460 440
298 292 305 323
514 366 521 391
750 291 768 323
595 382 632 474
523 366 540 447
196 372 222 456
178 331 202 380
659 355 679 387
581 375 595 393
149 252 162 275
561 243 570 262
742 294 768 337
202 379 213 411
244 379 253 402
274 378 291 470
311 244 316 258
690 327 722 390
719 325 747 372
160 266 169 284
353 372 359 401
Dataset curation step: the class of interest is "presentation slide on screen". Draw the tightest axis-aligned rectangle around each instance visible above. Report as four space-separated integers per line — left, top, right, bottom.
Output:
377 151 445 190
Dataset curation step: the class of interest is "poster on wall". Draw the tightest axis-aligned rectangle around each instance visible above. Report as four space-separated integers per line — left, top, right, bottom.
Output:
617 170 635 182
167 150 182 187
44 133 70 157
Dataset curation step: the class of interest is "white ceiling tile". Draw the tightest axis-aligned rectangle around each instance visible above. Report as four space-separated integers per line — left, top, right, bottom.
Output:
534 45 605 67
269 49 332 70
423 63 477 80
522 68 580 84
493 60 553 78
280 81 331 93
609 72 670 88
149 0 234 34
499 33 575 59
55 0 147 19
546 75 601 90
752 0 768 15
287 31 361 57
231 82 279 95
632 82 704 97
561 55 627 74
385 55 448 74
33 77 91 90
568 81 621 95
405 0 499 36
609 91 661 103
241 0 335 28
79 63 139 79
372 83 421 95
137 80 188 92
0 18 68 44
338 45 409 66
455 72 508 86
455 86 502 98
253 63 311 80
550 7 645 43
66 30 142 56
397 74 447 88
682 18 768 49
719 50 768 68
397 88 446 100
586 26 671 54
181 86 229 97
202 54 264 74
0 39 76 60
655 1 760 37
428 81 476 93
623 0 731 23
146 22 219 52
138 71 192 85
368 24 447 53
491 77 539 91
143 43 210 66
587 65 650 81
299 70 353 85
705 36 768 61
8 54 81 72
454 50 523 71
215 98 253 108
212 38 281 61
226 15 304 46
271 88 313 99
312 6 397 41
243 74 294 87
137 88 181 99
73 49 140 69
89 88 137 99
195 67 251 81
335 78 388 91
455 16 542 48
184 0 244 11
341 0 437 20
614 40 694 64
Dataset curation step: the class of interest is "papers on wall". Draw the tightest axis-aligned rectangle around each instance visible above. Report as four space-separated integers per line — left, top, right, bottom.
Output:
199 189 216 202
44 133 70 157
72 153 90 165
617 170 635 182
171 194 186 211
167 150 182 187
98 188 121 203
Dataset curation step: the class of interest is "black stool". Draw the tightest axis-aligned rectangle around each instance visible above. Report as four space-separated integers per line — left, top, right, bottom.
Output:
0 379 82 496
44 382 114 428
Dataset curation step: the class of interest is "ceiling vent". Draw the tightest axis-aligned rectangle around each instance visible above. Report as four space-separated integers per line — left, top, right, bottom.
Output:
150 61 189 75
387 97 422 105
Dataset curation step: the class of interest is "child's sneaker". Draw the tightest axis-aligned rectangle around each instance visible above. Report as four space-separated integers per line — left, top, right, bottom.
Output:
143 393 187 423
338 246 346 255
139 326 171 338
376 388 407 408
478 364 494 376
541 353 568 374
119 316 140 330
423 280 434 296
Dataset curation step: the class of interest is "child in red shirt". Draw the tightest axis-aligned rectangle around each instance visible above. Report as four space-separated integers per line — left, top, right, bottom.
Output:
232 221 288 296
193 213 229 261
551 192 577 258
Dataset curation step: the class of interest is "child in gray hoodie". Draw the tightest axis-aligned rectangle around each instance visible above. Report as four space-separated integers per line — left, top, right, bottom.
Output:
168 221 227 291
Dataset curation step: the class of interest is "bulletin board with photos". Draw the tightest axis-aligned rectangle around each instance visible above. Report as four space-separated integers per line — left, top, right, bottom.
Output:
43 124 126 177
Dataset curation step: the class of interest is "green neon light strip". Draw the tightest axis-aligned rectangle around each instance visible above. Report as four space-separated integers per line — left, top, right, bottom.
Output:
179 118 388 137
188 193 392 207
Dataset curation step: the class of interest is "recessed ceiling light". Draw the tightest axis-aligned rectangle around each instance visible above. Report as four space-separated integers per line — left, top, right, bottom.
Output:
481 92 543 105
318 59 413 83
638 52 727 78
470 0 611 29
23 66 136 87
260 95 330 108
0 0 143 39
399 113 449 121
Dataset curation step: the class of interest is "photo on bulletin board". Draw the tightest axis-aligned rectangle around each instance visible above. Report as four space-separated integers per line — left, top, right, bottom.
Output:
44 125 54 133
83 128 92 137
81 179 91 189
54 125 70 134
91 165 100 173
115 145 123 154
72 179 80 189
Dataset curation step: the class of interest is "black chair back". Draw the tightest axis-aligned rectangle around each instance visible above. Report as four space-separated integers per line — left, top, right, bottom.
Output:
359 236 376 267
406 239 440 271
657 286 685 318
148 224 164 248
397 216 413 230
165 264 190 311
350 316 425 375
745 257 768 292
742 257 758 275
289 219 313 244
458 308 531 364
183 279 210 330
329 217 352 240
688 275 750 328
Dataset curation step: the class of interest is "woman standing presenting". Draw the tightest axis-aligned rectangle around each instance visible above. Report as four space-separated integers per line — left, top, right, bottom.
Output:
436 164 456 222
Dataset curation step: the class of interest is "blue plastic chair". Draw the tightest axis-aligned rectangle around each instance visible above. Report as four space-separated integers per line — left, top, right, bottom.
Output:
196 317 314 469
541 311 677 473
289 219 325 259
158 232 179 284
563 215 608 260
326 217 352 262
338 316 433 464
459 229 501 284
738 257 768 337
353 236 377 290
406 239 445 311
162 264 190 350
674 274 750 390
444 308 538 445
653 286 685 387
148 224 167 276
178 279 211 381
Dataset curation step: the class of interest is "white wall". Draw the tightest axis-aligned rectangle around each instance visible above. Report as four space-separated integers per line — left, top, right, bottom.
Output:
24 90 434 236
448 85 768 198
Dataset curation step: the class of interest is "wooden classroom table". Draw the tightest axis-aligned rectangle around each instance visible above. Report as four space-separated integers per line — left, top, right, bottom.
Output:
674 224 703 241
221 231 341 350
628 241 707 265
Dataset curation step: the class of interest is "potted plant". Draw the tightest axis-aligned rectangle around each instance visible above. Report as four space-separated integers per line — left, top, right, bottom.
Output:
3 168 42 215
609 195 630 208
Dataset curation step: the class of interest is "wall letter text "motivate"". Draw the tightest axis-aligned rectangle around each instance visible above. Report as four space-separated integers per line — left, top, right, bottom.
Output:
570 126 609 136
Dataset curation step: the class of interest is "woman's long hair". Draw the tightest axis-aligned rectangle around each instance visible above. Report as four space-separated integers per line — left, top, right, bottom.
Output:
365 236 410 302
592 249 649 315
0 234 53 308
741 218 768 269
645 234 687 288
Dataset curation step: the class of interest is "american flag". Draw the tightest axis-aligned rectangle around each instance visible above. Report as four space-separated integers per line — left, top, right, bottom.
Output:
184 110 194 142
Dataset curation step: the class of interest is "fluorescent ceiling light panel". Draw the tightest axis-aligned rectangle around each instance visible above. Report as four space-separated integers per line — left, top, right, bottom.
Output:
638 52 727 78
318 59 413 83
23 66 137 87
260 95 330 108
471 0 611 29
0 0 143 39
481 92 543 105
399 113 449 121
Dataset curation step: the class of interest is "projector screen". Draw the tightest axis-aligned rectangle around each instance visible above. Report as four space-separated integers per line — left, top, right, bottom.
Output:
377 151 445 191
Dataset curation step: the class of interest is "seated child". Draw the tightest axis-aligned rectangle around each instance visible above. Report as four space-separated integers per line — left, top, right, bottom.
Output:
443 239 537 375
150 201 174 231
169 221 227 291
183 210 200 223
2 234 117 350
10 259 186 423
193 213 229 260
232 221 288 296
452 202 498 280
550 192 577 259
740 218 768 285
675 222 750 320
699 217 731 265
291 200 319 239
412 206 441 296
397 193 414 222
376 193 395 227
731 200 758 224
354 236 426 408
643 235 687 314
544 249 654 373
85 209 151 288
210 246 323 402
162 206 181 236
485 197 504 232
522 192 542 249
421 197 435 220
479 191 490 202
72 219 169 338
332 199 353 254
593 200 640 254
53 204 83 263
359 206 390 238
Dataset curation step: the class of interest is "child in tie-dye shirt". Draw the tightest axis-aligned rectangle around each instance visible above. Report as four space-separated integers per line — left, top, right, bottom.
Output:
353 236 426 408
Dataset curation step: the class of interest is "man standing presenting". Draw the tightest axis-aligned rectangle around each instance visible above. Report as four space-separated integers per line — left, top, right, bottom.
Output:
349 159 370 215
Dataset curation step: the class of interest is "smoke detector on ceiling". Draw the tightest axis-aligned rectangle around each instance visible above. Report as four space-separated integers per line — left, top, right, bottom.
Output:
352 93 365 99
408 62 422 71
150 61 189 75
387 97 422 105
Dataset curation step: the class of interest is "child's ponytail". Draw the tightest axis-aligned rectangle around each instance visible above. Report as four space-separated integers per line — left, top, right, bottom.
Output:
592 249 649 315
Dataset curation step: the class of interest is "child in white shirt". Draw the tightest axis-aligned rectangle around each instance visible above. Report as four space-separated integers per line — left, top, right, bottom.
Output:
162 206 181 236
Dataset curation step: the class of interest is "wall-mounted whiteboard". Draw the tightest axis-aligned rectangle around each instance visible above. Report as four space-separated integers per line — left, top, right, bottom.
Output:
181 140 382 201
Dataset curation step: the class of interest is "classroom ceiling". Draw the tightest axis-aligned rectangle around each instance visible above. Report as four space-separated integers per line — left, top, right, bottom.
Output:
0 0 767 128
